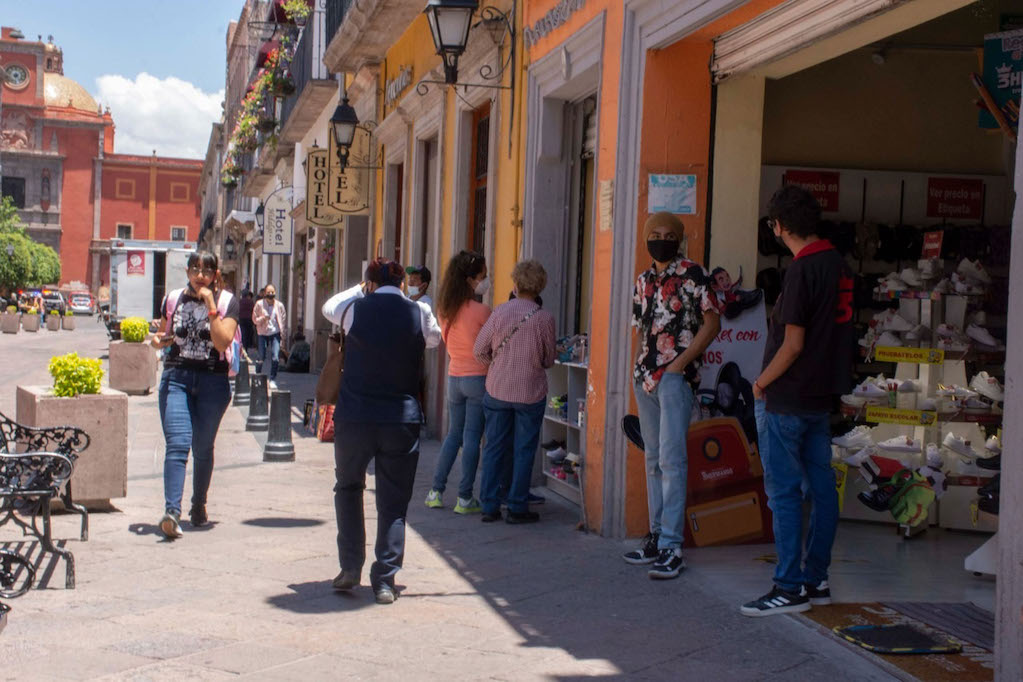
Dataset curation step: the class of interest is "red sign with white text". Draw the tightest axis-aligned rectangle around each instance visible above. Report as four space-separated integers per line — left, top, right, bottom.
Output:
926 178 984 219
783 170 840 212
922 231 944 259
126 251 146 276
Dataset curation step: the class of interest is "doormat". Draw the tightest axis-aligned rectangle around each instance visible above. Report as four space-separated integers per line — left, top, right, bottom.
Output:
800 603 994 681
835 624 961 654
883 602 995 652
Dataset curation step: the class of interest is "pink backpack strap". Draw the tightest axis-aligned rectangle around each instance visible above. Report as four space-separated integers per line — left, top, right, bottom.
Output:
163 288 185 334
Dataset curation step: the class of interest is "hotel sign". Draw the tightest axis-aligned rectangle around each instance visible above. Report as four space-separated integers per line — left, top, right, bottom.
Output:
524 0 585 48
305 130 371 224
263 186 294 255
305 149 344 226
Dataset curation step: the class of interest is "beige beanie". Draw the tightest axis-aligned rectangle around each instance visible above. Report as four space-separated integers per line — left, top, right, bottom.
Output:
643 212 686 241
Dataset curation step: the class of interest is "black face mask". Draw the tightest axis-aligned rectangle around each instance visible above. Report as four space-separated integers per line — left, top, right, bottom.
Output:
647 239 680 264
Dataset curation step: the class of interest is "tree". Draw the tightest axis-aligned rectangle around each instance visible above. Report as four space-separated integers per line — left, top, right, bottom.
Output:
0 233 33 294
27 240 61 286
0 196 61 290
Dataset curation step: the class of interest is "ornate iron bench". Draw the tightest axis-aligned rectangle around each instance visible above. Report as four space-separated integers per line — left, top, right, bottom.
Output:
0 413 90 589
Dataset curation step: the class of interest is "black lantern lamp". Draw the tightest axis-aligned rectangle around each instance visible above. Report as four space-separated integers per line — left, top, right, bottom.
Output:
224 236 236 260
329 96 359 171
424 0 479 84
255 202 265 230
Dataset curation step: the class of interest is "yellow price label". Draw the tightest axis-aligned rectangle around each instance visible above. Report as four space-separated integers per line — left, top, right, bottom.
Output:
864 406 939 426
874 346 945 364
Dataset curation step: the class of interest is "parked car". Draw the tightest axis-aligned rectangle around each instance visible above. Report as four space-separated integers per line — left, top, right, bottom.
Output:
68 292 96 315
40 290 66 315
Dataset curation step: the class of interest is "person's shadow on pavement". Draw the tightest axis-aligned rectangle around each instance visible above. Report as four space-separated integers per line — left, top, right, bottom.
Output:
128 521 219 542
266 580 385 614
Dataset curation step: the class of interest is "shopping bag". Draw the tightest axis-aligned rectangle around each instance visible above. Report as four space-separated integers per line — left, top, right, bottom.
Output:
315 332 343 406
317 404 335 442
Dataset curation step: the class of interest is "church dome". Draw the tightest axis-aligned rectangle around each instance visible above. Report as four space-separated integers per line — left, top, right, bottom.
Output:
43 72 97 112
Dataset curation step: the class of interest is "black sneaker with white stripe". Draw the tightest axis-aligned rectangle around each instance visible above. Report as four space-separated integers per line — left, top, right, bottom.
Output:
801 580 832 606
647 548 685 579
740 586 810 617
622 532 660 565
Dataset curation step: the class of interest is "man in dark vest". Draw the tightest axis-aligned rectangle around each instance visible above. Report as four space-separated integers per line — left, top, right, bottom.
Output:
331 258 442 604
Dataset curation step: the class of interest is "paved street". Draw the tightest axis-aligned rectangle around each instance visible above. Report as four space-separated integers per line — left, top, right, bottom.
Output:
0 324 897 680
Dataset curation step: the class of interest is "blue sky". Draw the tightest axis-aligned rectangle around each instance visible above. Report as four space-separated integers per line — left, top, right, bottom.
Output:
3 0 246 158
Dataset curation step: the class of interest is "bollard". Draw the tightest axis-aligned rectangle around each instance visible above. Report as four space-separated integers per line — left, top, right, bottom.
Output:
246 374 269 431
264 390 296 461
233 358 251 407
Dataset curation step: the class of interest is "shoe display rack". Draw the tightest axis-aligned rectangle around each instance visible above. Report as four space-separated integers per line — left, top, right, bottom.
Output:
835 261 1003 557
539 360 587 506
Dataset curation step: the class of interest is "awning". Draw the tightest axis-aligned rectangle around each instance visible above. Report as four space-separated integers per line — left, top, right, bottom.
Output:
224 209 256 232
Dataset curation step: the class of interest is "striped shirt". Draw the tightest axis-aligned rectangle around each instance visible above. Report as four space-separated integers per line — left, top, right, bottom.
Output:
474 298 556 405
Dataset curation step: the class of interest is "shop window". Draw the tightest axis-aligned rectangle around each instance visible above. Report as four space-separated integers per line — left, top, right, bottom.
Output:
115 178 135 199
170 182 190 202
467 102 490 253
171 226 187 241
416 137 438 267
386 162 404 263
116 223 133 239
2 177 26 209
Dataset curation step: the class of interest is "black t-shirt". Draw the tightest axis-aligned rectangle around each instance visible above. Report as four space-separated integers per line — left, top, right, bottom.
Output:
762 240 854 414
163 290 240 373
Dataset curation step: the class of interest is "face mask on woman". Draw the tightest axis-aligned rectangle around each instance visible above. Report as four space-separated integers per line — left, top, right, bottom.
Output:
647 239 680 263
474 277 491 296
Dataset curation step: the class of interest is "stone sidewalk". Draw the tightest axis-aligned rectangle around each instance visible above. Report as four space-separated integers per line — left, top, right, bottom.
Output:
0 327 898 680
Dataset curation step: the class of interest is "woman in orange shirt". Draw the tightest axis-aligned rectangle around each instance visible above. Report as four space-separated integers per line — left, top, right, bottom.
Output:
425 250 491 514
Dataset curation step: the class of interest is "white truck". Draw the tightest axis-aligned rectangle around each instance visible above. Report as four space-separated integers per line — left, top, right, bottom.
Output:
108 240 196 321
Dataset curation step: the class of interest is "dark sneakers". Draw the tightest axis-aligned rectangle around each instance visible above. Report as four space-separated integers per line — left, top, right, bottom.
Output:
648 548 685 579
622 532 660 565
741 586 810 617
332 570 360 592
801 580 832 605
189 504 208 527
481 511 503 523
506 510 540 524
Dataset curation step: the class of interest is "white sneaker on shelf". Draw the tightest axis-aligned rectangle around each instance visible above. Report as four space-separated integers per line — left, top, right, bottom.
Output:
877 435 922 453
896 379 921 393
965 323 1003 349
918 397 938 411
952 272 985 295
970 372 1004 402
900 268 924 287
875 311 914 332
858 330 877 349
936 384 978 399
841 394 868 408
956 258 992 284
832 425 874 449
937 337 969 353
918 258 941 279
943 432 977 460
963 397 991 413
843 446 876 467
904 324 931 342
933 278 952 294
852 380 888 401
875 331 903 347
985 435 1002 456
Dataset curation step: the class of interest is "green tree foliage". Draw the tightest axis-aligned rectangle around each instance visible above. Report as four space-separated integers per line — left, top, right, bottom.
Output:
0 196 61 289
48 352 104 397
27 240 61 286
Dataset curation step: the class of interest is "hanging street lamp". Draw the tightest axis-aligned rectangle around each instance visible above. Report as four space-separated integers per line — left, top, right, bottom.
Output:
329 96 360 172
424 0 479 84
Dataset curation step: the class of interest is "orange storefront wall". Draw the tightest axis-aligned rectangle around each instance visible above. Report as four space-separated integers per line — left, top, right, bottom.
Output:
101 169 150 240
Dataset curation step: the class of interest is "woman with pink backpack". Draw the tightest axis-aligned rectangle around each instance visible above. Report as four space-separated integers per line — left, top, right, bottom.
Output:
151 251 241 539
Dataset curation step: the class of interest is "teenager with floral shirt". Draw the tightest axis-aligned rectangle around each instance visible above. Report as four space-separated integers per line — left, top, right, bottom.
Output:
622 212 721 579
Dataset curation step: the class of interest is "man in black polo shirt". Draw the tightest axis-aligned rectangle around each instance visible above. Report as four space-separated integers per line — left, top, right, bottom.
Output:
741 186 854 617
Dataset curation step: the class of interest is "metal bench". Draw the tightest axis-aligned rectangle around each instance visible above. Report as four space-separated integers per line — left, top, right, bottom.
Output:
0 413 90 589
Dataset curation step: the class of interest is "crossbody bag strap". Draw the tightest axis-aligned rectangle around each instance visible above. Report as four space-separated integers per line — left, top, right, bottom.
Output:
338 299 358 355
494 306 540 359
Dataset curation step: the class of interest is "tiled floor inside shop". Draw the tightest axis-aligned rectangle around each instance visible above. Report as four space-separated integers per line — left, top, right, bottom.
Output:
687 520 996 612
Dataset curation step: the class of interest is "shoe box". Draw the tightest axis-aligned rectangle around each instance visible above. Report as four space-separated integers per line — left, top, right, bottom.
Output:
682 417 773 547
938 475 998 533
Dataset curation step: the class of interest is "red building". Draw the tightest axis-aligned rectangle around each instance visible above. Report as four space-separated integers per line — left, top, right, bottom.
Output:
0 28 201 292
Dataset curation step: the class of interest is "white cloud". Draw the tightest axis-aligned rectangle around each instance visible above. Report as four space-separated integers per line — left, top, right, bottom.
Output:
94 73 223 159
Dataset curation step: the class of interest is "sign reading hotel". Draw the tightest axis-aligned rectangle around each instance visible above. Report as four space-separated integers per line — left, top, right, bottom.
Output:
263 186 294 255
385 66 413 107
926 177 984 220
327 127 372 215
305 148 345 226
783 170 840 212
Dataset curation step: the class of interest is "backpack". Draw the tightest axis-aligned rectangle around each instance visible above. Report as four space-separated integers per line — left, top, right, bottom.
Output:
164 288 242 377
885 469 935 527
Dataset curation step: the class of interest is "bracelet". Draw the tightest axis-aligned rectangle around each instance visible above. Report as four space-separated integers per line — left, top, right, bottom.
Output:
207 308 218 318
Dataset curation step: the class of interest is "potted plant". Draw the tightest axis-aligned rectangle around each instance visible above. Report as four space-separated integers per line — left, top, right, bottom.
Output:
1 304 19 334
22 306 40 332
62 309 75 331
46 309 61 331
17 352 129 508
108 316 159 395
283 0 310 27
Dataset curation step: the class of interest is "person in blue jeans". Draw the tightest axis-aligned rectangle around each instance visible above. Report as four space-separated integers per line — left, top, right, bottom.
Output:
151 251 240 539
742 186 854 617
425 250 492 513
622 213 721 580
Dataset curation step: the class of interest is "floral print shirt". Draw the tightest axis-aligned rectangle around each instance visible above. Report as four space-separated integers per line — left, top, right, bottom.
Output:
632 255 719 393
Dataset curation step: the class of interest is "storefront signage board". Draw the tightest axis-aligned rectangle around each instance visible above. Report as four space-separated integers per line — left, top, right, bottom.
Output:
980 29 1023 131
305 148 345 226
922 231 944 259
926 177 984 219
648 174 697 215
263 186 294 255
126 251 145 276
783 170 840 212
385 66 413 107
874 346 944 365
327 128 372 215
524 0 585 48
864 406 939 427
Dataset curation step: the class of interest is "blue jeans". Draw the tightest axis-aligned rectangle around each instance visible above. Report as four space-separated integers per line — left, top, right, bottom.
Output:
158 367 232 515
634 373 694 550
480 393 544 515
258 333 281 379
762 410 839 593
432 375 486 499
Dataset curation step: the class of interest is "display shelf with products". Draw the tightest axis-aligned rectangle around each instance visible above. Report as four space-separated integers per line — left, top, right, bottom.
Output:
538 359 588 506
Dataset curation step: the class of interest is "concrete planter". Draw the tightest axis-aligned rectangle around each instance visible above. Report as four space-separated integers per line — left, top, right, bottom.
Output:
62 316 76 331
46 314 61 331
22 314 40 332
1 313 19 334
16 385 129 507
108 340 159 395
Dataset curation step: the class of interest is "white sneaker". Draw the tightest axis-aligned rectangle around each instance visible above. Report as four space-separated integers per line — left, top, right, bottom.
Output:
937 337 969 353
877 435 922 453
985 435 1002 455
918 259 941 279
942 432 977 460
875 331 903 347
936 384 978 399
853 380 888 401
904 324 931 342
884 274 908 292
858 330 877 349
900 268 923 287
918 397 938 411
956 258 992 284
933 278 952 294
832 425 874 449
896 379 920 393
545 446 567 461
952 272 985 295
843 446 876 467
841 394 868 408
966 323 1002 349
924 443 943 468
970 372 1004 402
875 311 914 332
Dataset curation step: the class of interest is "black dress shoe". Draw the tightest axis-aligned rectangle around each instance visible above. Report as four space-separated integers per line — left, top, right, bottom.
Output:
976 455 1001 471
506 511 540 524
978 473 1000 498
481 511 502 523
978 495 999 515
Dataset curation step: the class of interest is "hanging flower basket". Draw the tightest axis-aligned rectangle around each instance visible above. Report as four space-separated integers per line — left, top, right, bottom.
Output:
222 178 238 189
257 116 277 133
272 74 296 97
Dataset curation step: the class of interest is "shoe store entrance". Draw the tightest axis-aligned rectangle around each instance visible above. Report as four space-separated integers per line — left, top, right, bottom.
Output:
708 0 1022 628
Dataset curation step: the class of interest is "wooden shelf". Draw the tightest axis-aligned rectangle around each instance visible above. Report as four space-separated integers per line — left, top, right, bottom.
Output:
840 402 1003 425
543 469 581 505
544 414 581 429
